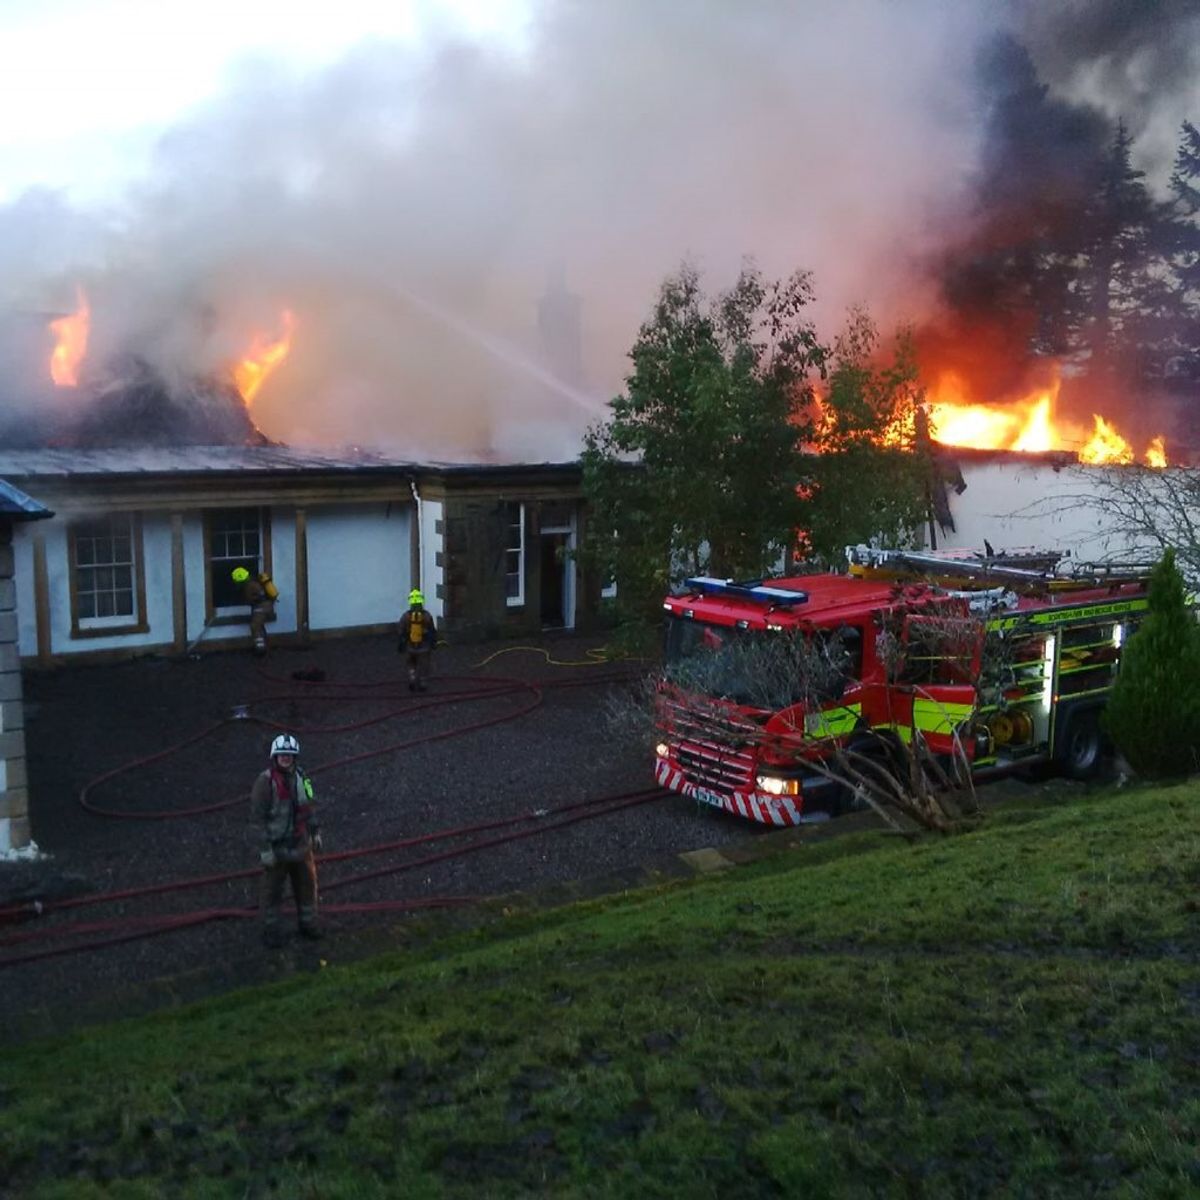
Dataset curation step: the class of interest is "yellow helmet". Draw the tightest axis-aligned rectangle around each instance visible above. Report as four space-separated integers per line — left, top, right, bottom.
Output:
409 588 424 606
231 566 251 583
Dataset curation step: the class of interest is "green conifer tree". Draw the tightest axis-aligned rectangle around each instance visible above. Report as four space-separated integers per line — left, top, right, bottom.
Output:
1103 549 1200 778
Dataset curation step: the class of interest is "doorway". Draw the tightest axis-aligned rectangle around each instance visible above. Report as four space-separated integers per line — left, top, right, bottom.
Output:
538 507 576 629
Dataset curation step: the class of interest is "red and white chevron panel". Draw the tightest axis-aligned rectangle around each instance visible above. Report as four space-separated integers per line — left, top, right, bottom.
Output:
655 758 802 827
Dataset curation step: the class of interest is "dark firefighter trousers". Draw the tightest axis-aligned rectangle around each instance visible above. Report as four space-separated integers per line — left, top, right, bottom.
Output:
261 850 318 933
406 647 432 687
249 603 273 653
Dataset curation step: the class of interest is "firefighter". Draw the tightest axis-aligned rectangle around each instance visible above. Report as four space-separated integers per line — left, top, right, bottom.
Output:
397 587 437 691
251 733 322 947
231 565 277 656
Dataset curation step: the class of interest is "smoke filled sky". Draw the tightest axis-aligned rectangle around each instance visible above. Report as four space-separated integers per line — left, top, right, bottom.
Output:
0 0 1197 459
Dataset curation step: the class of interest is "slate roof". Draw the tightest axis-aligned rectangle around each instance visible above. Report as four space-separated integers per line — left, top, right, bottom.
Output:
0 445 408 479
0 478 52 520
0 445 584 482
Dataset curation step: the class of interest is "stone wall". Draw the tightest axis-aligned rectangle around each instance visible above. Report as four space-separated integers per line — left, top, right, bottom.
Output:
0 521 29 852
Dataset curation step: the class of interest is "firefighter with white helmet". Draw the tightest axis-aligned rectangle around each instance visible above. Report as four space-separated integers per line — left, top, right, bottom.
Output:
397 587 437 691
250 732 322 947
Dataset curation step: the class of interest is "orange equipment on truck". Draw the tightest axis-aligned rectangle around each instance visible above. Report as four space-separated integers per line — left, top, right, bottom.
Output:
654 545 1160 826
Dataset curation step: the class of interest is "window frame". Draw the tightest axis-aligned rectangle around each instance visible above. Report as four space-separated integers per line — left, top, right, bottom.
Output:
68 512 148 639
504 501 525 608
204 507 273 625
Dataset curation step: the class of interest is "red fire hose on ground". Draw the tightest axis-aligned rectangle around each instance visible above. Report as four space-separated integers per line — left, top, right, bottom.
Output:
0 656 666 967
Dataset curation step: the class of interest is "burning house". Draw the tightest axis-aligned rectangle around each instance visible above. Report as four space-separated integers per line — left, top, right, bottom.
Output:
0 446 604 668
0 295 608 673
915 359 1191 561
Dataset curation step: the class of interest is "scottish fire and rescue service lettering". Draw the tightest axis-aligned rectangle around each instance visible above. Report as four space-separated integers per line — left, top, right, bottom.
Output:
991 597 1148 631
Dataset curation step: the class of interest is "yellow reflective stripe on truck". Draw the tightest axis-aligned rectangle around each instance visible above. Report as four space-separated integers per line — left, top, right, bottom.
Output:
911 698 976 737
803 703 862 738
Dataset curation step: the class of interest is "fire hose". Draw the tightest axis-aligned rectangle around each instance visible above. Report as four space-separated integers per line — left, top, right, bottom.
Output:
0 659 660 966
0 788 667 966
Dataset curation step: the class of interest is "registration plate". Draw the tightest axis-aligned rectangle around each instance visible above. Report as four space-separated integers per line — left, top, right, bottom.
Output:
693 786 726 809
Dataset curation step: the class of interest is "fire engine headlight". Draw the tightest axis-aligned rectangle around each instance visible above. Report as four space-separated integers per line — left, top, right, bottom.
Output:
755 774 799 796
655 742 669 760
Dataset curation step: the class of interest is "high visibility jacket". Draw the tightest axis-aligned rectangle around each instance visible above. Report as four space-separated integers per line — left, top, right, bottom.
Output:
250 766 318 861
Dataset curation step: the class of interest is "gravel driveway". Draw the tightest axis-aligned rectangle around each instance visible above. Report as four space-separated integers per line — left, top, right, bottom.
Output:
0 632 772 1039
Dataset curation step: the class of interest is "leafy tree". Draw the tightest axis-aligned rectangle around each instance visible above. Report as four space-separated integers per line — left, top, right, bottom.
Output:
1103 548 1200 779
580 261 826 627
580 265 929 631
804 311 929 562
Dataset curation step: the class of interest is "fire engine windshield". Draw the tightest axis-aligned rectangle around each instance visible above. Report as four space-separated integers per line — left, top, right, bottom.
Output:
664 615 858 709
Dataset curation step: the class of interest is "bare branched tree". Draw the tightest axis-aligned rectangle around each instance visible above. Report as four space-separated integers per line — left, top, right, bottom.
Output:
1001 464 1200 584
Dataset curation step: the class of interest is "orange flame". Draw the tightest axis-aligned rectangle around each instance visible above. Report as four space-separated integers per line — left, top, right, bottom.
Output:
48 285 90 387
924 369 1167 467
233 310 295 405
1011 393 1054 452
1079 415 1133 465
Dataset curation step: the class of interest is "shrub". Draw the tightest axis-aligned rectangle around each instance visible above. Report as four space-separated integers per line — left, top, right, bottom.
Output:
1103 549 1200 778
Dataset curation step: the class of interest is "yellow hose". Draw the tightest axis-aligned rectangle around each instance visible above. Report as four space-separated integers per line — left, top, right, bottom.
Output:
470 645 626 668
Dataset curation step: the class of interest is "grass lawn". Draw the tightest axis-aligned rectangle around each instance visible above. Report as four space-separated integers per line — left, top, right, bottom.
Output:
1 779 1198 1198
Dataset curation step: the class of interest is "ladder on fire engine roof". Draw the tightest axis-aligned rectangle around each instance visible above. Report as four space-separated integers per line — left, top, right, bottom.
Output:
845 544 1158 593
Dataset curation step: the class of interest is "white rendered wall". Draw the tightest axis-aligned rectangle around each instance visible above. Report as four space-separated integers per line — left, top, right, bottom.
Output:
307 503 411 630
15 500 412 658
419 498 444 620
14 512 174 657
935 461 1197 566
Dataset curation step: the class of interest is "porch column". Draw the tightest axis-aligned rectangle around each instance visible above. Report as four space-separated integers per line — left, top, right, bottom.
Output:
294 507 310 642
170 511 187 655
0 523 30 851
32 531 50 668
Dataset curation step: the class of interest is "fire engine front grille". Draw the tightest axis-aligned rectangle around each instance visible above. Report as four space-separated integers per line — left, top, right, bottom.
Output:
676 742 755 792
659 696 762 750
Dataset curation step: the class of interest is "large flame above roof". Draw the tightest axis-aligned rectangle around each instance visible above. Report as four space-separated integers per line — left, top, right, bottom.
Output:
233 310 295 405
48 285 90 388
925 369 1167 466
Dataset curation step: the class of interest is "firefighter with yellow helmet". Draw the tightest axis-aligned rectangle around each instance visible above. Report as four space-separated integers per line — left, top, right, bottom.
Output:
397 587 437 691
231 565 278 656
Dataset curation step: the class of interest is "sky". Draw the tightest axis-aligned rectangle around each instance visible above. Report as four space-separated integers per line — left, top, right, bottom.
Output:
0 0 530 203
0 1 1196 459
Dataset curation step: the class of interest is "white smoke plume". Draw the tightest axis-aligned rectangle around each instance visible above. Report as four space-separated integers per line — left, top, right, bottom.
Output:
1 1 1191 458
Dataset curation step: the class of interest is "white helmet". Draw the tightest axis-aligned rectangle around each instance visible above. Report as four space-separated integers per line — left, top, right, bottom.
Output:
270 733 300 759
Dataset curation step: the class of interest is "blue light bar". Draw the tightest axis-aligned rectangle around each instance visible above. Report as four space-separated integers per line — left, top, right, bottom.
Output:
683 576 808 606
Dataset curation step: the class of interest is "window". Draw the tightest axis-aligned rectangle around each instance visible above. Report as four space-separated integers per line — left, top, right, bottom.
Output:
505 501 525 606
900 615 981 686
69 513 146 636
207 507 267 613
539 500 574 531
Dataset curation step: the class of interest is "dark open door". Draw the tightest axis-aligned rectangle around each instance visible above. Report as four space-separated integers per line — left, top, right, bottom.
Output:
540 533 566 627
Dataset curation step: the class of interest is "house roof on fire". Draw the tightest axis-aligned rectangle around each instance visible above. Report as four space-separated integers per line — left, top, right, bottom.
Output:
0 445 585 483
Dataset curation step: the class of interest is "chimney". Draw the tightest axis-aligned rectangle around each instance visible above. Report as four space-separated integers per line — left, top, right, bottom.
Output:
537 263 584 388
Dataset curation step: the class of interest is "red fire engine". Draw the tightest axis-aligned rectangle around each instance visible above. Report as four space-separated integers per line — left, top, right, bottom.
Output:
655 546 1156 826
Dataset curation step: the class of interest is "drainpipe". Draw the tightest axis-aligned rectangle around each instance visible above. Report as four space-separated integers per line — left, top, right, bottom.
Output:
408 476 423 595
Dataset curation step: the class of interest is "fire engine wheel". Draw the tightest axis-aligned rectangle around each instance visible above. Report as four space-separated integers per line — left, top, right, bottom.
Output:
842 734 903 812
1060 709 1105 780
